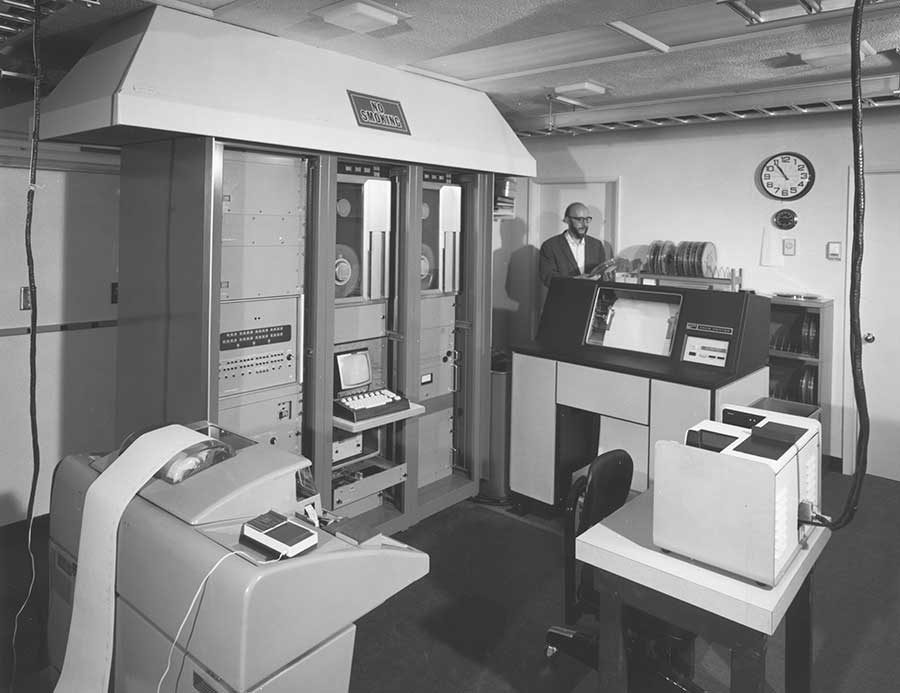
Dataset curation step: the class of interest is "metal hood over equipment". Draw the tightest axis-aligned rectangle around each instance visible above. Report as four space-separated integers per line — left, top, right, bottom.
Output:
39 6 535 177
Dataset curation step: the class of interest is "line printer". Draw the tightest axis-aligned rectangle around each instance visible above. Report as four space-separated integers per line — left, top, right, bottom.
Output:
47 423 428 692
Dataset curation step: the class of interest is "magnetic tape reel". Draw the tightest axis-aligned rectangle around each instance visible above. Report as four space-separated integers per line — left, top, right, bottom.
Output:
334 243 361 298
420 244 436 290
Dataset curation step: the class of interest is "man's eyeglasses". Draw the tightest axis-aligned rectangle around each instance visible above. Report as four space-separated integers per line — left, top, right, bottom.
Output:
567 216 592 223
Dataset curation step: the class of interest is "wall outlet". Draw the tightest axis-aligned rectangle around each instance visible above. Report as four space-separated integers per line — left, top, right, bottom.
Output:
782 238 796 256
826 241 842 260
19 286 32 311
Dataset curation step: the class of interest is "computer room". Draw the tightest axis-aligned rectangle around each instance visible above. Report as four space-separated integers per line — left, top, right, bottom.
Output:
0 1 898 692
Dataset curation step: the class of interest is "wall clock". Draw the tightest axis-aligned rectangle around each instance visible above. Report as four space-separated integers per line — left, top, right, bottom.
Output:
758 152 815 200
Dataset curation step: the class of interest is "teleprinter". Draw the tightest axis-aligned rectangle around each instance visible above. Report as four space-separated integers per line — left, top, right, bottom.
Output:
653 405 821 586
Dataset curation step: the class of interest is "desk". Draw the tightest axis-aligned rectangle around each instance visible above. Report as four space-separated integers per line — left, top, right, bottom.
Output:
576 492 830 692
509 351 768 503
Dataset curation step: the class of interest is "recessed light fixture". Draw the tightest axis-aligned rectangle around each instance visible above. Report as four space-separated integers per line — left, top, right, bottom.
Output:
312 0 411 34
554 81 608 99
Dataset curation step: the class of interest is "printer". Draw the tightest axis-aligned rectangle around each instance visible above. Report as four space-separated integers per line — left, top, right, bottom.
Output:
47 423 428 693
652 405 821 586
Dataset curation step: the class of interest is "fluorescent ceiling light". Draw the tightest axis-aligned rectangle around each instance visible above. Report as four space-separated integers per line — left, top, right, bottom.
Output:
312 0 410 34
554 81 608 98
606 20 670 53
552 94 590 108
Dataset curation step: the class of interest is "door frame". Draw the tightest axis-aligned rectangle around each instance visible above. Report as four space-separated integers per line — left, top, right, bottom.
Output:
527 176 621 253
840 165 900 475
526 176 622 339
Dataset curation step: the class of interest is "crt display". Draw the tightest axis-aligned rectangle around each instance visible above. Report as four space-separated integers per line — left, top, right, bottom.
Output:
584 287 681 357
335 349 372 391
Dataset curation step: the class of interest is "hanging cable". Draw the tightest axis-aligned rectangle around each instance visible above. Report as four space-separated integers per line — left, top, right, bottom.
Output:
9 1 43 690
805 0 870 531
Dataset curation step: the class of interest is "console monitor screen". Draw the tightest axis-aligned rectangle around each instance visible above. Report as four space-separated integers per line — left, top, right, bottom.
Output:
335 349 372 392
584 288 681 357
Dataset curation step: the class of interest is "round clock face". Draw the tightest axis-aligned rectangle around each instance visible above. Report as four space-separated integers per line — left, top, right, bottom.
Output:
759 152 815 200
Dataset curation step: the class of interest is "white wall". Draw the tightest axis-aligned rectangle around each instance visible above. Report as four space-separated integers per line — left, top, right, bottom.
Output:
508 108 900 458
0 138 120 526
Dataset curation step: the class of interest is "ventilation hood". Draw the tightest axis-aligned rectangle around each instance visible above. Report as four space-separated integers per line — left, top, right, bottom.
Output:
39 6 535 177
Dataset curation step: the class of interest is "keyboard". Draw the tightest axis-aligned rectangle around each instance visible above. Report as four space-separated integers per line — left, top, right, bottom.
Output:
333 388 411 422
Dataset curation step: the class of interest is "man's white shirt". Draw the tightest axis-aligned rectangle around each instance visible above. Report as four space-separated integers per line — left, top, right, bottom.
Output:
565 230 585 274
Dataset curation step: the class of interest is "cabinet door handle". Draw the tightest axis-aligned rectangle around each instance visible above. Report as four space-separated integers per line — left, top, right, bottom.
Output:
863 332 875 344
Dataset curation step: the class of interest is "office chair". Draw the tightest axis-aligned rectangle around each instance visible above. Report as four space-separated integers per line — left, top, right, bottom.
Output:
545 449 699 692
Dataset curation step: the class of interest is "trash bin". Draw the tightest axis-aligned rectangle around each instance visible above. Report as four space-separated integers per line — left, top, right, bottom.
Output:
750 397 820 420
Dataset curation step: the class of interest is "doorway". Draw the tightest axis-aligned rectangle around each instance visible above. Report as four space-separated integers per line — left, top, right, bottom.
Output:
524 178 620 338
842 168 900 481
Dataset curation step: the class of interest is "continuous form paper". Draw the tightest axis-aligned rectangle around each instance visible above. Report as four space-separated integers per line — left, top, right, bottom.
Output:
54 425 212 693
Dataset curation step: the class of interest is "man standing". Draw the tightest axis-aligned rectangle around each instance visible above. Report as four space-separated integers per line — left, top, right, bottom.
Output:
538 202 608 288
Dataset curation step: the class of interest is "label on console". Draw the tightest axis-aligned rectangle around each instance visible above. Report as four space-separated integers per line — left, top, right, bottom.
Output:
686 322 734 336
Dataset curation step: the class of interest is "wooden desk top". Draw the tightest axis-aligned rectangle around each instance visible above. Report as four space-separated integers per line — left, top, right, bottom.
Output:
576 492 830 635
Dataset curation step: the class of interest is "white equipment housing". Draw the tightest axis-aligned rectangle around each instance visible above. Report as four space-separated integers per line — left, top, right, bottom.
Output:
653 405 821 586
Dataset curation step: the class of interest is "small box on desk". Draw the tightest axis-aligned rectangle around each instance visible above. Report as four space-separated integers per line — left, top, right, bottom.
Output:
241 510 318 558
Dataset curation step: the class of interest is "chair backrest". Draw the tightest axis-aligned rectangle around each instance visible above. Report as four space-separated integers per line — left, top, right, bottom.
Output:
577 449 634 535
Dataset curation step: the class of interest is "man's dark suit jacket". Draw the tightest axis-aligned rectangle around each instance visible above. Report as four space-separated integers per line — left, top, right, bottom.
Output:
538 232 607 288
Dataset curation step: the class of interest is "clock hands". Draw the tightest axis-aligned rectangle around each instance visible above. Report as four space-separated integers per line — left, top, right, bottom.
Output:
774 161 789 180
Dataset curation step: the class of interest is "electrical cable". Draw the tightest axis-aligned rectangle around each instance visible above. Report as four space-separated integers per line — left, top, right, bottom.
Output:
9 3 43 691
155 550 282 693
805 0 870 531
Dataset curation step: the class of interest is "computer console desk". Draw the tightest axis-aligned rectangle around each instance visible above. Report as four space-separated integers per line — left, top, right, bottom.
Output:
508 278 772 508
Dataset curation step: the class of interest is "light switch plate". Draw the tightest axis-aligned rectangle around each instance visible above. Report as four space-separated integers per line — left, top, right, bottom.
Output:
782 238 796 256
826 241 842 260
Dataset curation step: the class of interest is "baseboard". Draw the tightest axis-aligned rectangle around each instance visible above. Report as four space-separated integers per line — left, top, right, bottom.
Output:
824 455 842 473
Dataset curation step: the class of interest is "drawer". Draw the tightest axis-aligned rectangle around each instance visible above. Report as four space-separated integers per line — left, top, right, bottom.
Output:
333 459 407 507
556 362 649 424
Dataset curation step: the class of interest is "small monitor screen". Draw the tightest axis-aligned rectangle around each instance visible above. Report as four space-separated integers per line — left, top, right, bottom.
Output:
584 288 682 357
335 349 372 392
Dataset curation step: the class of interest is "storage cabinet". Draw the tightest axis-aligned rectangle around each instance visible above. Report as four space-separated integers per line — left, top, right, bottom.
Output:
508 353 558 504
767 296 833 446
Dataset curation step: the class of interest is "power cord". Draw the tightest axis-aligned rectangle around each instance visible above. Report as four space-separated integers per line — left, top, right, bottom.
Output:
9 3 43 691
155 549 283 693
805 0 870 531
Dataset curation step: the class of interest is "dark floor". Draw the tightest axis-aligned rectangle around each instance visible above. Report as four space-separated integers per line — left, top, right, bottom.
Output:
349 470 900 693
2 470 899 693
